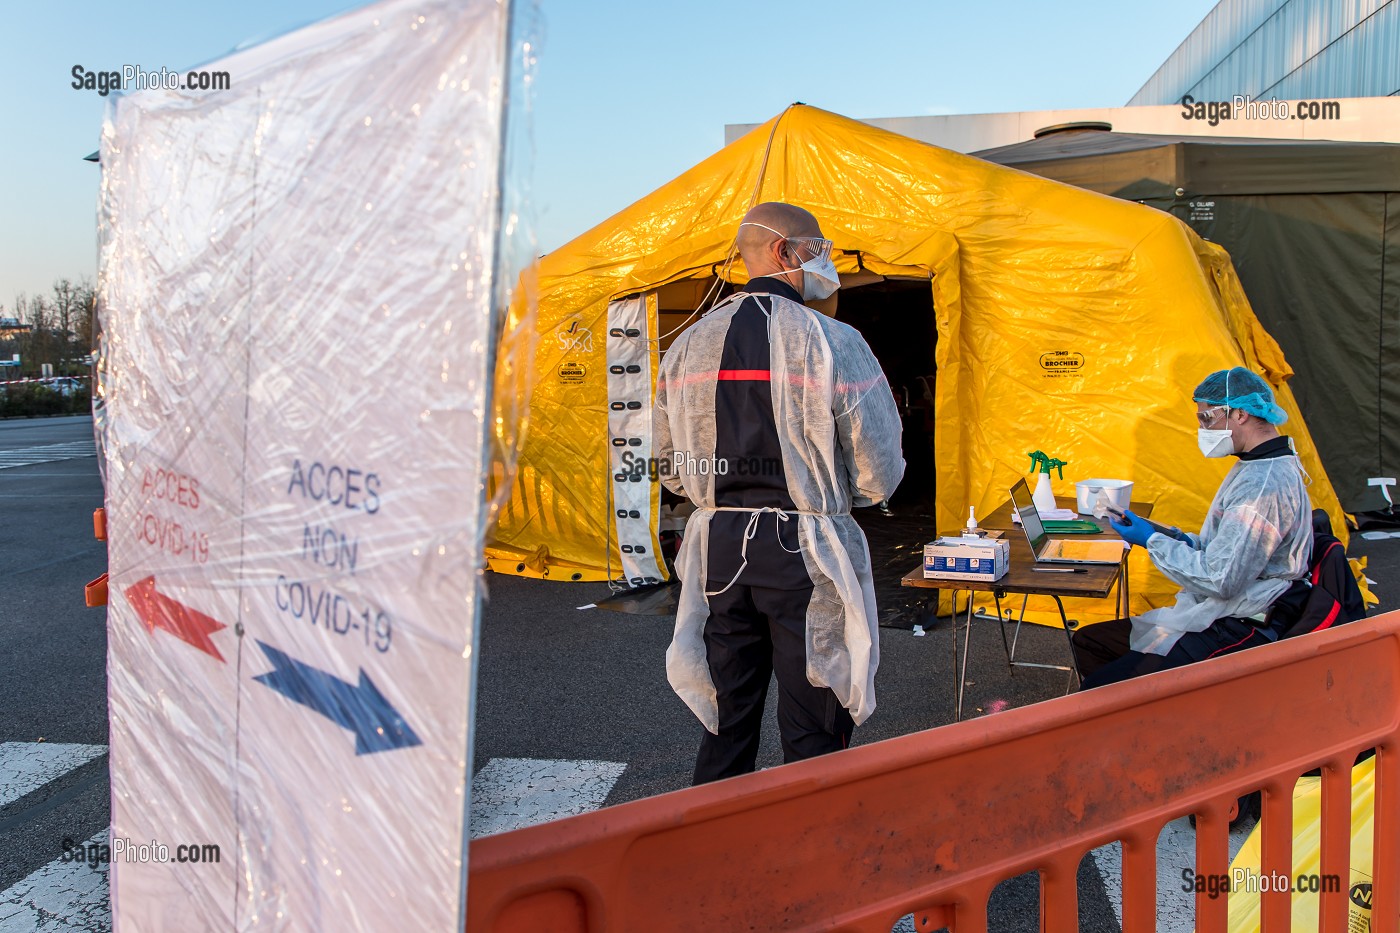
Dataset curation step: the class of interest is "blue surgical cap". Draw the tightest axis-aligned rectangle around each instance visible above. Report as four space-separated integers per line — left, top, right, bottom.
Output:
1193 366 1288 425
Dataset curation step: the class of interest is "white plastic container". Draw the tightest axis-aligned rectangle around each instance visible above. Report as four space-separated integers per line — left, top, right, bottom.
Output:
1075 479 1134 516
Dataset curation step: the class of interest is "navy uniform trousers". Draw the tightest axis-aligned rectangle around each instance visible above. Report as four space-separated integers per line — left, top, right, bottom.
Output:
692 582 855 785
691 279 856 785
1072 615 1277 690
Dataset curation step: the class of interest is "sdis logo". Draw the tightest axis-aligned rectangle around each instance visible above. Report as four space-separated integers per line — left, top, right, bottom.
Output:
556 320 594 353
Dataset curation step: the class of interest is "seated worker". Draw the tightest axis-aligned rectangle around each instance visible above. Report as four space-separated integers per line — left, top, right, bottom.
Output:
1072 367 1312 689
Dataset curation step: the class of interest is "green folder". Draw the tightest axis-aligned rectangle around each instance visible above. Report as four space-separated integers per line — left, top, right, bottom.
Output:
1040 519 1104 534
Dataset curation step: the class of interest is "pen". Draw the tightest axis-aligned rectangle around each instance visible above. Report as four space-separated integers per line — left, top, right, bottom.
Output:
1032 567 1087 573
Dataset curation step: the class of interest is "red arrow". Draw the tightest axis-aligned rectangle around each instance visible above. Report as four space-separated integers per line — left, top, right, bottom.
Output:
123 576 227 662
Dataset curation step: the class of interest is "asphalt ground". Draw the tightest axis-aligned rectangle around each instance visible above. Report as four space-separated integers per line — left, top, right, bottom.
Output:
3 413 1398 930
0 416 110 892
479 525 1400 798
474 570 1122 929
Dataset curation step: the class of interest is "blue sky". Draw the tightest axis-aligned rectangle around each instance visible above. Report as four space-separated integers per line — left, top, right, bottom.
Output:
0 0 1217 308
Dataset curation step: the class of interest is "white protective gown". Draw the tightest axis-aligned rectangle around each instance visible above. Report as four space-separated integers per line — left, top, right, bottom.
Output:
655 291 905 730
1131 450 1312 654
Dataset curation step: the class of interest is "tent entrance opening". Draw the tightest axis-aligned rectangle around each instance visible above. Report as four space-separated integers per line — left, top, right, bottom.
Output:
654 275 937 513
836 277 937 513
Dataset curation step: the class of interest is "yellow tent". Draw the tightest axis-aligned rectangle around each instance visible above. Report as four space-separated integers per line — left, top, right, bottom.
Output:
486 104 1347 623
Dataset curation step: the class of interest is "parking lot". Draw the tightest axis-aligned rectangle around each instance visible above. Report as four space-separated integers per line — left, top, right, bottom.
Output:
2 415 1396 931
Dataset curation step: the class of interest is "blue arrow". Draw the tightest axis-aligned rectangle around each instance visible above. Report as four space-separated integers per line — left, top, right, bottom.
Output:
253 641 422 755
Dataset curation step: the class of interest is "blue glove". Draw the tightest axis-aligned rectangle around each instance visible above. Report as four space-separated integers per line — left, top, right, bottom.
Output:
1112 509 1159 548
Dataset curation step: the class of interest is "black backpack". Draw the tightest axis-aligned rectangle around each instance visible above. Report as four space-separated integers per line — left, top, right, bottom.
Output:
1267 509 1368 639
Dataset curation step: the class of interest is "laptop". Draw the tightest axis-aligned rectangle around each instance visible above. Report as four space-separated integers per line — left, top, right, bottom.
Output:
1008 478 1126 565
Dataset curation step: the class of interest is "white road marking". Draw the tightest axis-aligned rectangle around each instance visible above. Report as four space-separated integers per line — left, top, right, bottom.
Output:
0 753 622 931
0 831 108 933
0 745 110 932
1093 815 1257 931
0 442 97 471
470 757 626 838
0 743 106 808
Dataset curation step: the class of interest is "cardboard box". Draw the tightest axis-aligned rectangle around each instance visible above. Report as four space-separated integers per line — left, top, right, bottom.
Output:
923 536 1010 582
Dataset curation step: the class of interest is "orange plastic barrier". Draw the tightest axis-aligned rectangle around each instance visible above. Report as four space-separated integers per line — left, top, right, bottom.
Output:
84 572 109 607
468 611 1400 932
87 508 108 605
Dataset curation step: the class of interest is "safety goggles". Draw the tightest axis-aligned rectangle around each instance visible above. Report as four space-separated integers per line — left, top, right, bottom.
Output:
782 236 833 264
739 222 833 264
1196 405 1230 427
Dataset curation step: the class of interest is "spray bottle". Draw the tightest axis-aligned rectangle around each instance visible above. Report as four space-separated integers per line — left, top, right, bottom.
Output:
1027 450 1068 514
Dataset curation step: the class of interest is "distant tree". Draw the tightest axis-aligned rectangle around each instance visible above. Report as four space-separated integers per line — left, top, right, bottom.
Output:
6 280 96 377
74 282 97 354
50 279 95 374
20 294 53 376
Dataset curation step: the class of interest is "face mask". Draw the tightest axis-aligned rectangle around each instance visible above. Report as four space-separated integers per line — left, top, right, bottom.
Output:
1197 427 1234 458
1197 373 1236 458
798 254 840 301
738 221 840 302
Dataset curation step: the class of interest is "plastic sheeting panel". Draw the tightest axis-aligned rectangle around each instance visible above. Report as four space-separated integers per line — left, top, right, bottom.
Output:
97 0 514 929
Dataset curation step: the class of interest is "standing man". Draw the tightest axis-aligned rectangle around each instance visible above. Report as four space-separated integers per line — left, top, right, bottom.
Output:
654 202 905 784
1071 367 1312 688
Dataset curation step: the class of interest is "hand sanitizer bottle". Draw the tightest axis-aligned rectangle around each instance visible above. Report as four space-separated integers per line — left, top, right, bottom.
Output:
963 506 982 538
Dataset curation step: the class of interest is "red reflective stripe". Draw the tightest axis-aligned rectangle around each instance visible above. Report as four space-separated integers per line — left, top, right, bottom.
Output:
1311 541 1341 586
1312 600 1342 633
717 370 771 381
1205 628 1266 660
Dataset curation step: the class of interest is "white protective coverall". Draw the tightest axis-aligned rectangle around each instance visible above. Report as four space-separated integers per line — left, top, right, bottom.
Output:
1131 451 1312 654
655 291 905 731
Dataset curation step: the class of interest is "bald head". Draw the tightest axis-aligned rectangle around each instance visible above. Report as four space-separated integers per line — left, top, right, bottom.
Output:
736 202 823 280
